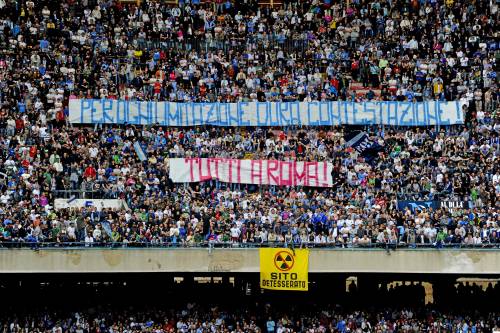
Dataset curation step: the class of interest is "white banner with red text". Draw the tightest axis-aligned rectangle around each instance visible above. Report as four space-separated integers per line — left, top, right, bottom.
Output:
169 158 333 187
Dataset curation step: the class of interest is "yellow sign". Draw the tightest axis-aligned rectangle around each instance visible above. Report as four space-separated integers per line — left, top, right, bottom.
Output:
260 248 309 291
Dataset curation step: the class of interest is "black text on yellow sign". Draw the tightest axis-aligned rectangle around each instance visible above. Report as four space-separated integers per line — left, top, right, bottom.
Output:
259 248 309 291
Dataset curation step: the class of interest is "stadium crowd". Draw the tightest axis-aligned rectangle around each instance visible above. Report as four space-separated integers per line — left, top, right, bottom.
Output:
0 0 499 247
2 276 500 333
1 300 499 332
2 308 499 332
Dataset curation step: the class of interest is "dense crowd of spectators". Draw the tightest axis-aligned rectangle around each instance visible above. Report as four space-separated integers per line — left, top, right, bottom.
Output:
0 0 499 247
2 276 500 332
1 302 499 332
4 123 500 247
0 0 498 102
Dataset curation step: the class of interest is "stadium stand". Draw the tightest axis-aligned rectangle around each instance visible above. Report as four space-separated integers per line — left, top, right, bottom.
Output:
1 0 499 248
0 273 500 332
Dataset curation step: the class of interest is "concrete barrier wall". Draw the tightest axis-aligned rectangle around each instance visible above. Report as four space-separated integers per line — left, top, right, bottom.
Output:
1 249 499 274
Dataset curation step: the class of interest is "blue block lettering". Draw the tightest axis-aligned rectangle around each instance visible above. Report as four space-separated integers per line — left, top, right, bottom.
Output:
238 102 250 126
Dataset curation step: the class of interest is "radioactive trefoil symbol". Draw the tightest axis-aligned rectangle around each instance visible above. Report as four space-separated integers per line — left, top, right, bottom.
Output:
274 251 295 271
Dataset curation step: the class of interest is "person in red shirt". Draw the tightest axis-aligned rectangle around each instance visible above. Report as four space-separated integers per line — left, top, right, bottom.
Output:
77 133 86 144
153 80 162 98
199 83 207 97
15 118 24 132
330 76 339 90
56 109 65 122
83 164 97 179
279 76 288 88
29 146 37 159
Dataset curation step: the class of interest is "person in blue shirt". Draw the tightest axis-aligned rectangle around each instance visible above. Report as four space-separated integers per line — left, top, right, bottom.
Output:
329 85 338 96
204 19 215 31
336 318 346 332
17 101 25 113
266 318 275 333
405 89 415 101
40 38 49 51
12 25 20 37
312 209 327 225
247 20 255 33
153 51 160 62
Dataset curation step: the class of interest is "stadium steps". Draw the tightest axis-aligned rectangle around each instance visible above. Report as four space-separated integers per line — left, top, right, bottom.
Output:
118 0 142 4
258 0 284 7
349 81 381 98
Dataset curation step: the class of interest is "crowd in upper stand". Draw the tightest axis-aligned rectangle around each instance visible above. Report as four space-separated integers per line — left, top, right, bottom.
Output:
0 0 497 102
0 0 499 247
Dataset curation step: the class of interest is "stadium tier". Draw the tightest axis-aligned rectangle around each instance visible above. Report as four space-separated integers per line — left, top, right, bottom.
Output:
0 0 499 255
0 273 500 332
0 0 498 250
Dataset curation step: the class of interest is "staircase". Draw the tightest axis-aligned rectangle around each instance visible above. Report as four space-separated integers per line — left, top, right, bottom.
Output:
258 0 284 7
349 81 381 98
118 0 142 4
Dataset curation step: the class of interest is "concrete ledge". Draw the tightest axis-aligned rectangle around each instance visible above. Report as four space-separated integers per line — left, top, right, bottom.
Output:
1 249 499 274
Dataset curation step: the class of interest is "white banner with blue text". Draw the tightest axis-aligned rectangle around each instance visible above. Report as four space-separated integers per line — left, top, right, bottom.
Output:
69 99 465 126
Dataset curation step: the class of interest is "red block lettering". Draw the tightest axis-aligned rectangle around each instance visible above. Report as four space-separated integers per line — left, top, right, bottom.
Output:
293 161 307 186
184 158 197 182
321 162 329 187
267 160 279 185
211 158 222 180
235 159 241 183
306 162 319 187
251 160 263 184
199 158 211 181
279 161 292 186
228 159 234 183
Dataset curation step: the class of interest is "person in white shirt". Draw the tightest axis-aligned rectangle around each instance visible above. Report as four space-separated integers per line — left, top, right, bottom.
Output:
84 233 94 247
472 233 482 245
93 225 102 242
230 224 241 242
67 223 76 240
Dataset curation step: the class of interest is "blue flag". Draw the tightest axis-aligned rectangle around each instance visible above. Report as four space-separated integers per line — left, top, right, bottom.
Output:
133 141 147 162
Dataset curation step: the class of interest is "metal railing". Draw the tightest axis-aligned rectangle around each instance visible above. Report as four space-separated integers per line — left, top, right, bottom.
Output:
53 189 120 200
1 241 498 250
